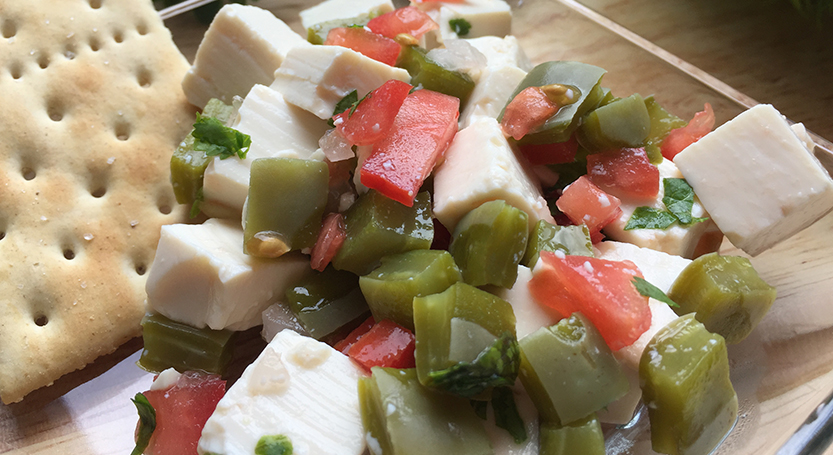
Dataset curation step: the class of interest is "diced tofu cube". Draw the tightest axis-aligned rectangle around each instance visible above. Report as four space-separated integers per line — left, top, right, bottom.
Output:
433 117 555 232
674 104 833 256
465 36 533 71
299 0 394 30
202 85 329 213
271 46 410 119
414 0 512 43
602 159 710 258
145 218 310 331
594 241 692 293
181 4 309 108
199 330 365 455
460 65 526 128
487 265 558 340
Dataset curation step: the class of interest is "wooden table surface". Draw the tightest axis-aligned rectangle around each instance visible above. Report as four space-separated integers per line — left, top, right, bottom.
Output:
2 0 833 454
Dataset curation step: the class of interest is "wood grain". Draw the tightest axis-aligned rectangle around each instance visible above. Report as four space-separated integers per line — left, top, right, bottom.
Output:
2 0 833 454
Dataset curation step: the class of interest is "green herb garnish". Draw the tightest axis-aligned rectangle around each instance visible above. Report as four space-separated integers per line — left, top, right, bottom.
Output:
255 434 293 455
130 393 156 455
624 206 677 230
191 113 251 160
662 178 708 225
348 91 372 117
449 18 472 36
426 332 520 398
470 399 488 420
328 90 358 127
189 187 205 219
632 276 679 308
492 386 528 444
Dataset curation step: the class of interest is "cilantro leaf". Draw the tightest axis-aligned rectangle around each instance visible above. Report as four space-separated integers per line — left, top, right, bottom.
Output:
426 332 520 398
662 178 708 225
191 113 251 160
328 90 358 127
492 386 528 444
632 276 679 308
130 393 156 455
255 434 293 455
624 206 677 230
470 399 488 420
348 91 372 117
449 18 472 36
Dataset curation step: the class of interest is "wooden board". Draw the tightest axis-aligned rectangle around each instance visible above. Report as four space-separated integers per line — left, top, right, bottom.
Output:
2 0 833 454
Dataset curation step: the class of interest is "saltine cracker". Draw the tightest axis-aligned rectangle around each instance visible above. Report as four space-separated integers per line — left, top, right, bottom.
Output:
0 0 194 403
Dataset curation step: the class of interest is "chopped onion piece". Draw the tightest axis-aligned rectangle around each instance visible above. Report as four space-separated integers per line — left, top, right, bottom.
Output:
426 39 487 75
319 129 355 162
261 302 308 342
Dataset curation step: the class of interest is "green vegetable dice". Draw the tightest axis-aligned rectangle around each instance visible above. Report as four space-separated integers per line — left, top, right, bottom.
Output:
518 314 628 424
244 158 329 258
170 99 235 206
449 200 529 288
500 61 607 145
307 14 374 45
521 221 593 268
668 253 777 344
644 95 686 164
577 93 651 152
138 312 236 375
359 368 493 455
285 267 369 340
255 435 293 455
539 414 605 455
640 314 738 455
359 250 462 330
333 190 434 275
397 45 475 107
413 282 519 398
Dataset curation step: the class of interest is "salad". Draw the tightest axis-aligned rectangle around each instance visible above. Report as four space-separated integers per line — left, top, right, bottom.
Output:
129 0 833 454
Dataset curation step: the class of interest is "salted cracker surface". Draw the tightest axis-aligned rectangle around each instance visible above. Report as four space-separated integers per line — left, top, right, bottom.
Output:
0 0 194 403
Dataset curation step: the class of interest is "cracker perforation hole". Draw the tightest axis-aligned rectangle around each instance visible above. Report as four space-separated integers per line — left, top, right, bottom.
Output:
135 263 147 276
0 232 5 241
137 68 152 88
114 121 131 141
37 53 50 69
136 22 148 36
2 19 16 39
34 315 48 327
158 204 172 215
91 186 106 198
9 62 23 80
21 167 36 181
47 98 65 122
113 30 123 43
89 36 101 52
89 0 102 9
63 248 76 260
64 43 77 60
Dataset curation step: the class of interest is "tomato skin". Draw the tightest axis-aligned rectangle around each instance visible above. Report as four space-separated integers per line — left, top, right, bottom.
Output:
347 319 416 371
360 89 459 206
661 103 715 160
324 27 401 66
500 86 560 141
334 316 376 354
142 371 226 455
366 6 439 40
529 252 652 351
333 79 413 146
310 212 346 272
586 147 659 199
555 175 622 240
519 135 579 165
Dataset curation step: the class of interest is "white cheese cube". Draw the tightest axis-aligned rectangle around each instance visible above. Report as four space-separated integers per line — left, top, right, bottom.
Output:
414 0 512 42
602 159 710 258
181 4 309 109
674 104 833 256
199 330 365 455
146 219 310 331
487 265 558 340
460 65 526 128
271 46 410 119
465 36 533 71
595 241 692 293
299 0 394 30
433 117 555 232
202 85 329 213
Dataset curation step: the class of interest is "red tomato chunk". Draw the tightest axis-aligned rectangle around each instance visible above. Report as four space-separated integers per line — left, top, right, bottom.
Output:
310 212 347 272
324 27 401 67
367 6 439 40
500 86 560 141
586 147 659 199
555 175 622 240
661 103 715 160
347 319 416 371
519 135 579 165
334 79 413 146
334 316 376 354
142 371 226 455
529 252 652 351
360 89 459 206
